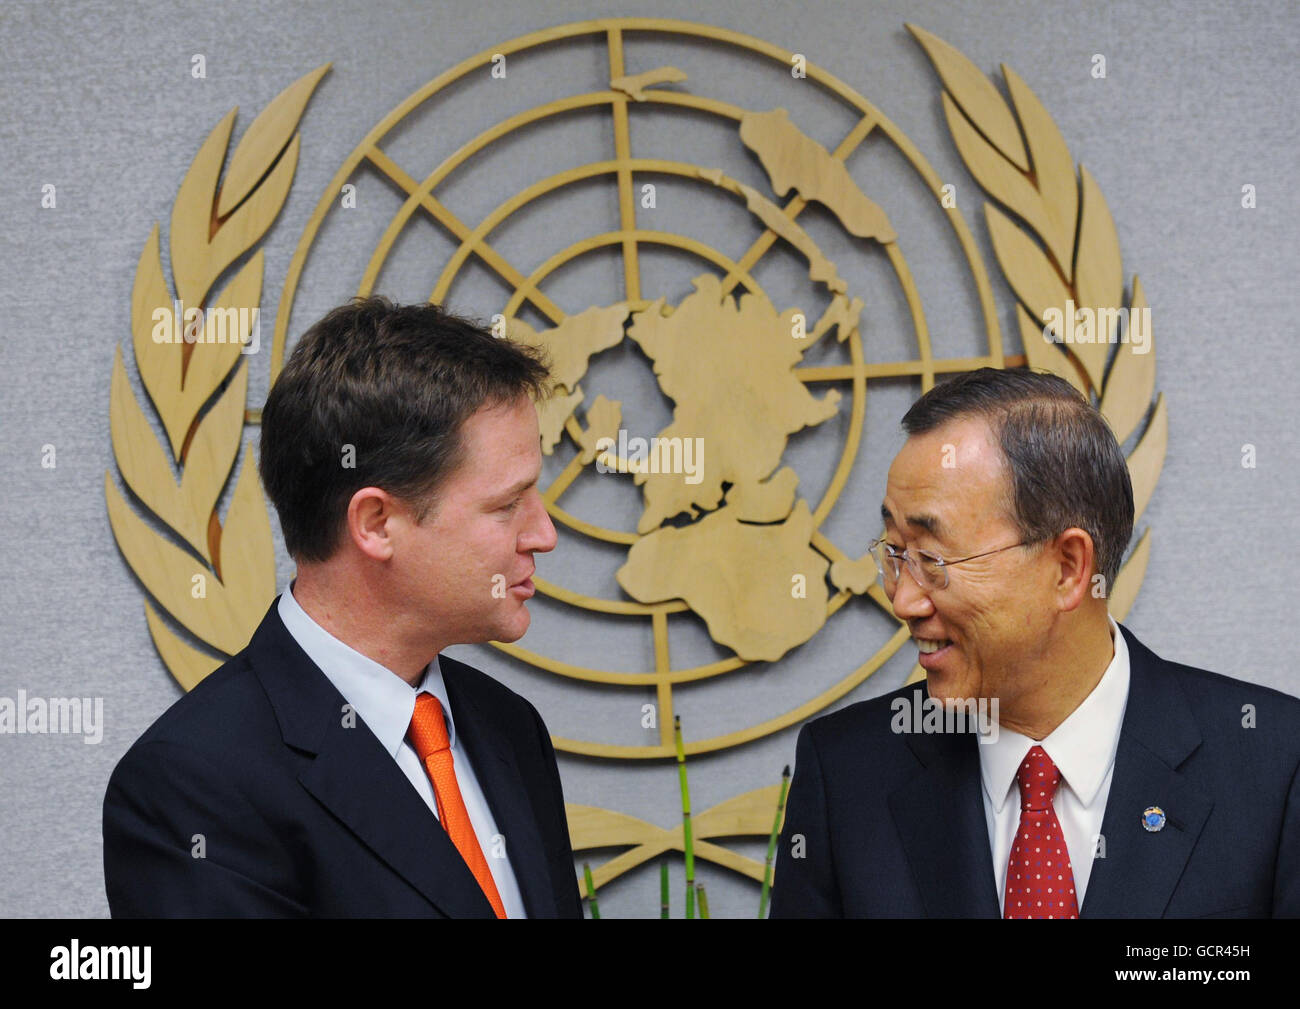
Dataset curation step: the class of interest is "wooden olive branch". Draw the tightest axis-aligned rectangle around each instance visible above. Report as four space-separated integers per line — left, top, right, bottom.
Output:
105 65 329 689
567 783 783 891
909 24 1166 622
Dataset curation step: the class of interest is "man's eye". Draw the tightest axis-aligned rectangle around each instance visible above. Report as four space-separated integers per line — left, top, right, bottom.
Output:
502 497 522 512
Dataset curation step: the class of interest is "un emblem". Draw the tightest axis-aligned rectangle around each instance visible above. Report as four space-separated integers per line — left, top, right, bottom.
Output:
109 18 1164 891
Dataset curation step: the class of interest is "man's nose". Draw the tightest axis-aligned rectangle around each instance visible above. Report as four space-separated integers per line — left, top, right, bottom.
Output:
888 564 934 621
523 491 558 554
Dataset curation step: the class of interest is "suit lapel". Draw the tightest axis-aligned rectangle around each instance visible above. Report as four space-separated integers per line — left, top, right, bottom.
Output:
250 601 496 918
890 694 1001 918
1080 624 1213 917
443 657 558 919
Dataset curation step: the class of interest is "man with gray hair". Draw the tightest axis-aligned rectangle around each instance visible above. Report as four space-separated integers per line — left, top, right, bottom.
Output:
772 368 1300 918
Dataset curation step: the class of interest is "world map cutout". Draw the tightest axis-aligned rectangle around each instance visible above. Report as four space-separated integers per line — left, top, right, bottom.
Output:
511 95 893 662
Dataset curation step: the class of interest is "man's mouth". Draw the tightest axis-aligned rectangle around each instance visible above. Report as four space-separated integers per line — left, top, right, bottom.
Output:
915 636 955 670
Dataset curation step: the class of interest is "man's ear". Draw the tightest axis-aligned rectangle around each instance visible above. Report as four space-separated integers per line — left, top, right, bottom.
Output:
1053 527 1097 613
346 487 400 560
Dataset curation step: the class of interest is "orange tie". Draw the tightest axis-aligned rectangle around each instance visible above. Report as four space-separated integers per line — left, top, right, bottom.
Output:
407 692 507 918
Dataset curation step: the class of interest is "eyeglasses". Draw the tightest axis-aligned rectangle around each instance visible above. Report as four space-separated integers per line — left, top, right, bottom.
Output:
868 536 1032 592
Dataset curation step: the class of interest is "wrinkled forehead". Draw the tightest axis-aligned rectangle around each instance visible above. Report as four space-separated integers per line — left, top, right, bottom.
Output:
882 417 1010 547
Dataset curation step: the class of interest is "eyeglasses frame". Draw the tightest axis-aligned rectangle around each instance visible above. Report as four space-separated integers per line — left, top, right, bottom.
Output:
868 536 1036 591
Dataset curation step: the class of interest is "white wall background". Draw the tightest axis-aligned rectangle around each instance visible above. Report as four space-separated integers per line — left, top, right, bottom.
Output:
1 0 1296 918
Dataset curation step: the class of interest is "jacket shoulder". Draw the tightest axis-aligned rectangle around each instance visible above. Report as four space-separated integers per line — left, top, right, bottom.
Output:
1168 658 1300 712
804 679 927 741
797 679 933 782
113 647 279 776
1153 655 1300 768
1124 626 1300 745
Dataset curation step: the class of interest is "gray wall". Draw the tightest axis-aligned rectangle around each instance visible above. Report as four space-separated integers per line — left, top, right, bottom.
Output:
1 0 1296 918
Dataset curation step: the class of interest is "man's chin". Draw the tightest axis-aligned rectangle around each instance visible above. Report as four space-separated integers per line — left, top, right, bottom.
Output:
924 667 973 704
490 609 531 644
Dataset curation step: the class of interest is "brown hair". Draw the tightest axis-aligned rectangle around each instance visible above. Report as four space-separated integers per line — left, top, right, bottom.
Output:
259 296 551 562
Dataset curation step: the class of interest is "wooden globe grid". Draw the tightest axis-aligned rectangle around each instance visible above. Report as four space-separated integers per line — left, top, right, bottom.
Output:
273 18 1009 759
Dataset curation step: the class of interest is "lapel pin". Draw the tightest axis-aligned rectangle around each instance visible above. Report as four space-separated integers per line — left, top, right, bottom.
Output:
1141 806 1166 832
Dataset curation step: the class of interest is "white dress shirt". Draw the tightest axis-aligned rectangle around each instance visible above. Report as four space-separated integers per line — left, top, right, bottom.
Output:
979 614 1130 913
278 582 527 918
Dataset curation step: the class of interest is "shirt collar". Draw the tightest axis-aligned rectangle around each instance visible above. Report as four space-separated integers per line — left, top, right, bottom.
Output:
277 581 456 754
979 613 1130 813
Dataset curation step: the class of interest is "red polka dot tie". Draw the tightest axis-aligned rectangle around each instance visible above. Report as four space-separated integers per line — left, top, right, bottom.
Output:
1003 745 1079 919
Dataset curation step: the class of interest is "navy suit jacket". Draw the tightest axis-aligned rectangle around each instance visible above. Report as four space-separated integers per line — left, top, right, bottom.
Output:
771 623 1300 918
103 599 583 918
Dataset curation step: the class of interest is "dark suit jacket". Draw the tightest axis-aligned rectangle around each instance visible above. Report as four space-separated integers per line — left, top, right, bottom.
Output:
771 623 1300 918
103 599 583 918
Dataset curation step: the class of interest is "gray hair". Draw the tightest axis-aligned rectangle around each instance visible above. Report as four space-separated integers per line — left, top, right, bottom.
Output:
899 368 1134 591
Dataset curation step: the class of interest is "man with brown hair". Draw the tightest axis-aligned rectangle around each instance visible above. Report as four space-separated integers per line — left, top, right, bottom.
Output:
103 296 582 918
